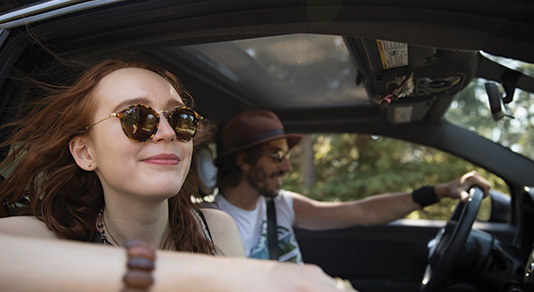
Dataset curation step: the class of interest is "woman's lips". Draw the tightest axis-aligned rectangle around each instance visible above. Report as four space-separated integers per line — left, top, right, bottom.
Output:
142 154 180 165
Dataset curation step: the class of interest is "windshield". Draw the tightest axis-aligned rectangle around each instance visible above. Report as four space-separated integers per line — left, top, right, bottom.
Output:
445 54 534 161
181 34 370 109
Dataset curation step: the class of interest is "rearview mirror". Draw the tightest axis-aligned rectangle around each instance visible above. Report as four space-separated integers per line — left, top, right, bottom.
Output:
484 82 514 121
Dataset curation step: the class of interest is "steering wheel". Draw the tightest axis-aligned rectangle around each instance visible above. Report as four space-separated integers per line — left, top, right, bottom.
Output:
420 186 484 292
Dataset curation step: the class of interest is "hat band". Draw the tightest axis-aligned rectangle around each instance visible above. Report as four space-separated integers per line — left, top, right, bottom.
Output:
233 128 285 149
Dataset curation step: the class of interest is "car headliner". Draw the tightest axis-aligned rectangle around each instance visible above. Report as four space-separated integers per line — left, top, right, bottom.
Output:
2 1 533 60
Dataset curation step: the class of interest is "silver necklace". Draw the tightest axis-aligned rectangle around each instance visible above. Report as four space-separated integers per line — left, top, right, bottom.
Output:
96 209 176 250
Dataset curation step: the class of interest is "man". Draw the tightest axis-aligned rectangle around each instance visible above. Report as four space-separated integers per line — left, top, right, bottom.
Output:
213 110 491 263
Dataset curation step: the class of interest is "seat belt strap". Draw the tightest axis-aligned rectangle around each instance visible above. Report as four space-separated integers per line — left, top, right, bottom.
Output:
266 198 281 260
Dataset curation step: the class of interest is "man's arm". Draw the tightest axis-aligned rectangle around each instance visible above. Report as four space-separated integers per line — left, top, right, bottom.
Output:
292 171 491 230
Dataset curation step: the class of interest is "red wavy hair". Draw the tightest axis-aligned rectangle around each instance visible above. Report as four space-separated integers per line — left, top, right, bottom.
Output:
0 59 214 254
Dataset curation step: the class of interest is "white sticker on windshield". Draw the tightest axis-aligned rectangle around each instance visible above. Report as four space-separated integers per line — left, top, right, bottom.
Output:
376 40 408 70
394 106 413 123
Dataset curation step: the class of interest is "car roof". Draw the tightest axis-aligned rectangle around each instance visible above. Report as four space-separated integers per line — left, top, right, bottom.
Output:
2 0 533 60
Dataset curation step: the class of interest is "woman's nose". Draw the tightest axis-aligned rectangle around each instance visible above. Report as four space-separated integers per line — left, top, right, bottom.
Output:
152 114 176 142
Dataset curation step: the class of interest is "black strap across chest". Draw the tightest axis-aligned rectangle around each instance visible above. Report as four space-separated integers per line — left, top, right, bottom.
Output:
266 198 281 260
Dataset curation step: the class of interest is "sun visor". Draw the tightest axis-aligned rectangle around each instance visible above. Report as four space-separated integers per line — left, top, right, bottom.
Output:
348 38 478 123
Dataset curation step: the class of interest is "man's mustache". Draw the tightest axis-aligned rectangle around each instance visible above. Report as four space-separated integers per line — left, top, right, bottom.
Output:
270 171 286 178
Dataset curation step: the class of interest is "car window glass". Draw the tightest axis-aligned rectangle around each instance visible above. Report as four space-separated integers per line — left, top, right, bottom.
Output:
179 34 370 109
283 133 508 221
445 54 534 162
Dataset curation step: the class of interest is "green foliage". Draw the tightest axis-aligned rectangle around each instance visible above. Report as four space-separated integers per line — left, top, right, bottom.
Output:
283 133 508 221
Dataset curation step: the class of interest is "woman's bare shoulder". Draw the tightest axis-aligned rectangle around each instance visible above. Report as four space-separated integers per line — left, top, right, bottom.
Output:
0 216 57 239
199 208 234 223
199 208 240 234
199 208 243 234
198 208 245 257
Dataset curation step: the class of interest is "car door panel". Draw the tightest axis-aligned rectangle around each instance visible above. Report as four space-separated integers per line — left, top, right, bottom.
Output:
296 219 515 292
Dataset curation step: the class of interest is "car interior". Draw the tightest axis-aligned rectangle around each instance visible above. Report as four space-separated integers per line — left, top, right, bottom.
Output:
1 1 534 291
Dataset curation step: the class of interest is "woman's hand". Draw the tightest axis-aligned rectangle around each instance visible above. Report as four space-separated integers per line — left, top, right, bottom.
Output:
224 258 359 292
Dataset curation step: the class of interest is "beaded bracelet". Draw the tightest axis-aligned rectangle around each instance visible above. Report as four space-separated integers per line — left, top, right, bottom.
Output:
412 185 440 208
122 239 156 292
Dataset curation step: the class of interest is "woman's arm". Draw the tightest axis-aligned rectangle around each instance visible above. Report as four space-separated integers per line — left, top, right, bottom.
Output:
0 233 355 292
0 216 57 238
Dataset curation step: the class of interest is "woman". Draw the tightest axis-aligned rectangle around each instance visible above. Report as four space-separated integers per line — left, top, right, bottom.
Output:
0 59 242 255
0 59 356 292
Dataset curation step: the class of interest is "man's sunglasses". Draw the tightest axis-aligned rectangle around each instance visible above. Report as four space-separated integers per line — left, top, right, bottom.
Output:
262 150 291 163
88 104 202 142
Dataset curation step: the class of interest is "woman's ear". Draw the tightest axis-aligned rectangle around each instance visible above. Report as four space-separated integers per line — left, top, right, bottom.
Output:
69 136 95 171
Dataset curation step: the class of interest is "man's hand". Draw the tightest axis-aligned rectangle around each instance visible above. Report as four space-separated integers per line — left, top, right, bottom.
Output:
435 171 491 202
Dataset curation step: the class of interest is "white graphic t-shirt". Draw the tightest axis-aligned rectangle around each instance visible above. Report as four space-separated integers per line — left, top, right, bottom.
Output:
214 190 303 263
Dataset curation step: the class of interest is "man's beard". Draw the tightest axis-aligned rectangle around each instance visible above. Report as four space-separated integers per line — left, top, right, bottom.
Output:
246 164 283 198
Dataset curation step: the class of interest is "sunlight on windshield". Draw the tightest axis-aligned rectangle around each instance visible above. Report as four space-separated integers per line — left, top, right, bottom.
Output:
186 34 369 108
446 55 534 161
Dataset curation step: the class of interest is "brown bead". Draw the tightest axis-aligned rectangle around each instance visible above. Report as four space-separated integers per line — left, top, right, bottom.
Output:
123 270 154 289
124 239 152 249
122 239 156 291
127 257 155 271
127 246 156 261
121 288 148 292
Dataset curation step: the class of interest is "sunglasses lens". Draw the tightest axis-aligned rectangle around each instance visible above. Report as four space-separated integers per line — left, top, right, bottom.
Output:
274 151 289 162
169 108 199 142
120 106 158 141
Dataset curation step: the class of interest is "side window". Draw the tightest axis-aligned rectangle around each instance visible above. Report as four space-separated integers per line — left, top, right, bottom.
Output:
284 133 508 221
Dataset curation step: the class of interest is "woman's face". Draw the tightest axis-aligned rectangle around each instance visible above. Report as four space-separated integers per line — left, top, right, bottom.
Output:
86 67 192 202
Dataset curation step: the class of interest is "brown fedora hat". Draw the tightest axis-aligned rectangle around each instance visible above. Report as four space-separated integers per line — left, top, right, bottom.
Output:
217 110 302 159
